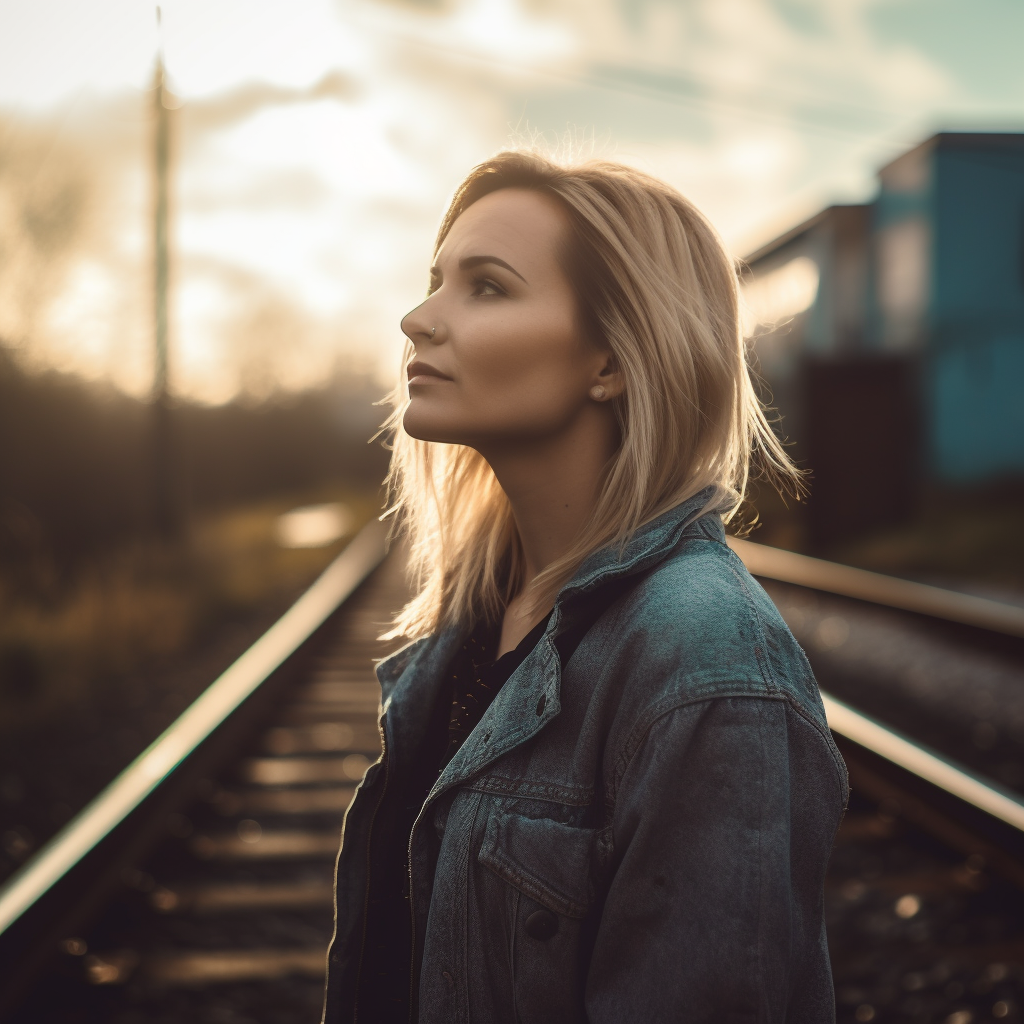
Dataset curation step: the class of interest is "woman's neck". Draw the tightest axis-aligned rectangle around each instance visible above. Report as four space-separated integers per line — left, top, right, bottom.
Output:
479 404 619 655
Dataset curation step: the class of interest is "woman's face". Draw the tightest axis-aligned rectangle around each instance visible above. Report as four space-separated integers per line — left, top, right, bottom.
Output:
401 188 614 451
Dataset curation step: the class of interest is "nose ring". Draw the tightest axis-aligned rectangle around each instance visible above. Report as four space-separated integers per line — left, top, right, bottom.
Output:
430 327 436 337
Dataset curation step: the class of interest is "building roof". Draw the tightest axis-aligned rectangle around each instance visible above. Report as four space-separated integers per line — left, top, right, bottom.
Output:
745 132 1024 268
743 204 865 267
876 131 1024 178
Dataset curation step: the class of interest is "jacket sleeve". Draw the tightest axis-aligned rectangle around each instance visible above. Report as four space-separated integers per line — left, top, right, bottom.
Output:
585 695 845 1024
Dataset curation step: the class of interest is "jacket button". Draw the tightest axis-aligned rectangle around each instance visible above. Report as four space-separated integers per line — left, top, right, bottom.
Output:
524 909 559 940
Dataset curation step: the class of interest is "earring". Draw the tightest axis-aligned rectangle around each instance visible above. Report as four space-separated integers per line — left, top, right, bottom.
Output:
590 384 607 401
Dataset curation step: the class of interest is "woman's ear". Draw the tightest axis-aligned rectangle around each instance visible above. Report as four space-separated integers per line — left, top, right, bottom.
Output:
593 351 625 400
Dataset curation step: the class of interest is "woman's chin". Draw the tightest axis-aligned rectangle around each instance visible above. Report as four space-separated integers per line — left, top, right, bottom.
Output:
403 407 464 445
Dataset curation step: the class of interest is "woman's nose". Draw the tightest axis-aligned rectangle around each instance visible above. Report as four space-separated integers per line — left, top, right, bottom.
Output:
401 302 440 344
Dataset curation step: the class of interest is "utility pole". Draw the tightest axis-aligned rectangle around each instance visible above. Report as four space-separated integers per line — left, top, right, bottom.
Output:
151 8 179 539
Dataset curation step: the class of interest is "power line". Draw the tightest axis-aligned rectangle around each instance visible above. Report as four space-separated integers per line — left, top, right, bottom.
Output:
344 12 903 143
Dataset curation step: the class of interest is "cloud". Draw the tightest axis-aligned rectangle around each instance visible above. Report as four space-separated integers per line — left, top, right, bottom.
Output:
180 72 361 138
541 0 951 132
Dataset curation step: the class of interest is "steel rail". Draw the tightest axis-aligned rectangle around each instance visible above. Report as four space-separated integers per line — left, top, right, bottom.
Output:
822 693 1024 832
0 518 389 937
728 536 1024 638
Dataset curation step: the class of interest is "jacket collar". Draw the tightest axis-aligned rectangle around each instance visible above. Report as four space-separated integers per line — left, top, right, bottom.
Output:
554 485 722 604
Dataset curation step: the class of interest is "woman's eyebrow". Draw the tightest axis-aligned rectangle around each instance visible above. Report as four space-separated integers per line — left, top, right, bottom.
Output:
458 255 528 283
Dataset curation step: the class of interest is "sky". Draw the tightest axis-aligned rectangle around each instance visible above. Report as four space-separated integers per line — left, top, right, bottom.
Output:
0 0 1022 403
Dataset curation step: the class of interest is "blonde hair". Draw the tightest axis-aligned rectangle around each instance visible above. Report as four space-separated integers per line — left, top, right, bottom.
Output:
383 151 800 639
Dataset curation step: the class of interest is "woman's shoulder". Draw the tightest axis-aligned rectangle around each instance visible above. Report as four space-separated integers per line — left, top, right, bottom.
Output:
600 531 823 721
629 529 772 630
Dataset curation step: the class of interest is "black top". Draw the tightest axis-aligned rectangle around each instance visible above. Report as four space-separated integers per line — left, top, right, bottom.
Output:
443 613 551 768
355 615 550 1023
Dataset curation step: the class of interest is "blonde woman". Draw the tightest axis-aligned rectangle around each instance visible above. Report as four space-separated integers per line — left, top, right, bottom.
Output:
323 152 847 1024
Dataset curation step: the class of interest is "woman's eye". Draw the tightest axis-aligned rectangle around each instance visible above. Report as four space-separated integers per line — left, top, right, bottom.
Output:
471 277 504 297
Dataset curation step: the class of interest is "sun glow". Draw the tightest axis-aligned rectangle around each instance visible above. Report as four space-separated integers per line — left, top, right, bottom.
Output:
742 256 819 336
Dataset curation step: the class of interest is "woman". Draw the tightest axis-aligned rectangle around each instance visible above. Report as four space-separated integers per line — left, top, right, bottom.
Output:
323 152 848 1023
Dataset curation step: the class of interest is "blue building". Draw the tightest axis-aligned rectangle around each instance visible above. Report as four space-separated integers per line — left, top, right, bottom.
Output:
744 132 1024 545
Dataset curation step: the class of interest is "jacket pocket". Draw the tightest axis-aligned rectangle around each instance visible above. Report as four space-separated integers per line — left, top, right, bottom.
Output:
478 812 597 919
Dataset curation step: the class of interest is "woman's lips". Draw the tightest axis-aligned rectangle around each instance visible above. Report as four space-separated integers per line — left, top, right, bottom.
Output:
407 361 452 386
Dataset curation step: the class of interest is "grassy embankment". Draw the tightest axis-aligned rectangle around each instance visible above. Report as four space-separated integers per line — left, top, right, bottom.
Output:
747 482 1024 597
0 487 382 729
833 494 1024 598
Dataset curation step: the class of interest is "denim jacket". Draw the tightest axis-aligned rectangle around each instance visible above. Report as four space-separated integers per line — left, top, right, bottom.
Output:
323 491 849 1023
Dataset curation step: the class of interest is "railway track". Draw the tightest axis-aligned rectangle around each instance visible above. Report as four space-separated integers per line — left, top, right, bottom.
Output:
1 525 1023 1023
733 539 1024 1024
